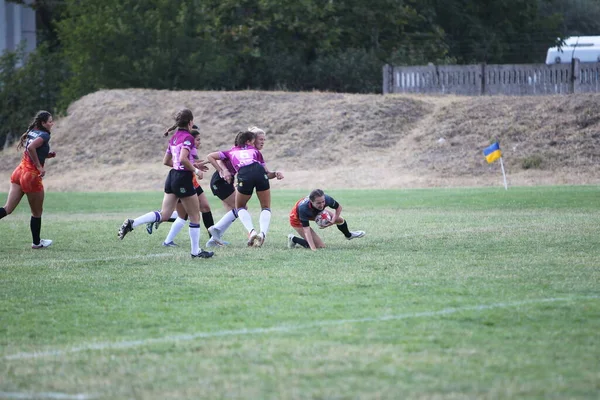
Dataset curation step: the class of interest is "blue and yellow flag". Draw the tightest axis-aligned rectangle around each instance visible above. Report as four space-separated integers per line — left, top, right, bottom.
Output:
483 142 502 164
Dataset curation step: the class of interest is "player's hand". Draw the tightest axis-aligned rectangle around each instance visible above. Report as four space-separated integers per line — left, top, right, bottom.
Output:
47 152 56 159
194 160 210 172
275 171 284 180
221 170 232 183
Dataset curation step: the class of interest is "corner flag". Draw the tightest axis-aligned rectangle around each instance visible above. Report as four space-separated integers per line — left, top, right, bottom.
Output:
483 142 508 190
483 142 502 164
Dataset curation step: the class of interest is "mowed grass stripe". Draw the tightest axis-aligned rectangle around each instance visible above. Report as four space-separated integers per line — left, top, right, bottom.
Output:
5 295 598 361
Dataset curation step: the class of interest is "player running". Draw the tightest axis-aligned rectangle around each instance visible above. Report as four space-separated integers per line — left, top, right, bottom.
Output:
117 108 214 259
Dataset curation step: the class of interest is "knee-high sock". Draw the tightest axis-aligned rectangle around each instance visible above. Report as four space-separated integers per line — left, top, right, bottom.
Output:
30 216 41 245
0 207 7 219
237 208 255 233
292 236 310 248
133 211 160 228
189 223 201 255
213 209 237 234
202 211 215 235
259 208 271 235
336 219 351 238
164 217 186 244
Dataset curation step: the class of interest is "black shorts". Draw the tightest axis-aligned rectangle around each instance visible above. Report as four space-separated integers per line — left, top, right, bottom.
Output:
236 163 269 196
195 185 204 196
210 171 235 200
164 169 195 198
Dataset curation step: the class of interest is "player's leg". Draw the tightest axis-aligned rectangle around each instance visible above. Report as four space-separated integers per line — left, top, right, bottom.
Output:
180 193 212 258
206 183 236 247
255 188 271 247
26 190 49 248
162 201 188 247
288 226 310 249
0 183 25 219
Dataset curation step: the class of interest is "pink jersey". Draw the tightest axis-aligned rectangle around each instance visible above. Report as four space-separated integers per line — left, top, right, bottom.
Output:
219 145 265 173
166 130 195 170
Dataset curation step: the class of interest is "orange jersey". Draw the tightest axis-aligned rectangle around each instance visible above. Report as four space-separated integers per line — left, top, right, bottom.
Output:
10 155 44 193
288 198 304 228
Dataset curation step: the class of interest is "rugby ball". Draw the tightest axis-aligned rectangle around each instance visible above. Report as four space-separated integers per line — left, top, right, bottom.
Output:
314 211 333 227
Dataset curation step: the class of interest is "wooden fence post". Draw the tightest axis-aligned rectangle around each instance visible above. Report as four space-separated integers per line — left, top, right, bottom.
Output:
480 63 486 95
382 64 393 94
571 58 580 94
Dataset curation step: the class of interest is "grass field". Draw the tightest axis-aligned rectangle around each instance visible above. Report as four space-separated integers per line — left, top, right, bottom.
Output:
1 186 599 400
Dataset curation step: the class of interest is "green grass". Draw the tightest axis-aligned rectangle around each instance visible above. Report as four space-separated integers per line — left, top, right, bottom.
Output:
1 186 599 399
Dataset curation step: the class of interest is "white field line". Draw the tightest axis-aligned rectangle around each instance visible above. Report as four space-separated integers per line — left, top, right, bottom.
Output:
0 392 97 399
4 295 597 361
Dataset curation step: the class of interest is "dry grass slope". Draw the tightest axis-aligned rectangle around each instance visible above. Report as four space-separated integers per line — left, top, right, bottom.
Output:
1 89 599 191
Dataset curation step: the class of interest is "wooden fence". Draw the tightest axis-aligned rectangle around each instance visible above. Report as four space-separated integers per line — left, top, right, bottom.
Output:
383 59 600 95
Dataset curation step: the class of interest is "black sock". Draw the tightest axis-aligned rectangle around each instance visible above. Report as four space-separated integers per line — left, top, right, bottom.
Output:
168 217 177 223
293 236 310 248
337 220 351 238
202 211 215 236
0 207 7 219
30 216 41 245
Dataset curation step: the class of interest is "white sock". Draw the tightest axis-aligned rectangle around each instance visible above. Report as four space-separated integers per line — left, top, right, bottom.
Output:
237 209 255 233
133 211 160 228
213 210 237 233
164 217 186 243
189 223 200 255
259 209 271 235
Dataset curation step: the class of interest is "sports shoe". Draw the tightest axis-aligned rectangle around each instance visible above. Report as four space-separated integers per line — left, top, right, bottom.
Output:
162 241 178 247
287 234 296 249
347 231 366 240
154 221 162 231
254 232 265 247
32 239 53 249
118 219 134 240
191 250 214 258
146 222 154 235
247 229 258 247
208 226 222 241
206 237 230 248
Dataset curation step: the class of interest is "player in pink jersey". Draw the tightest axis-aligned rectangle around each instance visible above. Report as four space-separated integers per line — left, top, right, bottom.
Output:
117 109 213 259
145 128 217 247
206 129 283 247
205 127 283 248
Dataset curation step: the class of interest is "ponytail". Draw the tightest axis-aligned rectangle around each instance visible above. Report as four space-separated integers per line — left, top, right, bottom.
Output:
163 124 177 137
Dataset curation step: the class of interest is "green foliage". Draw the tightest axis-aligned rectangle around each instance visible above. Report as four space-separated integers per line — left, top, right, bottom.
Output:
521 155 543 169
0 43 65 147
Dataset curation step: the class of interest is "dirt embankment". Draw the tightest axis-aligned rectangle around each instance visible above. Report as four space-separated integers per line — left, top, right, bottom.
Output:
1 89 599 191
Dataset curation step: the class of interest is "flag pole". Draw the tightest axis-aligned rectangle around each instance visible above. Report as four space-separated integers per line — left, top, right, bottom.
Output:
499 157 508 190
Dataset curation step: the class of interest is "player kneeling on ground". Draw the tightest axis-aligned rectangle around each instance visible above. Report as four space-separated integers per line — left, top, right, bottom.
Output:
287 189 365 251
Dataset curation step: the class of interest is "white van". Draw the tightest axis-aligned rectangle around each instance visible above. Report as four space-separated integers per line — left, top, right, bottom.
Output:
545 36 600 64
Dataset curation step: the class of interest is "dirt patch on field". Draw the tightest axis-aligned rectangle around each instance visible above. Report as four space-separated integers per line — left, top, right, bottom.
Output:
1 89 599 191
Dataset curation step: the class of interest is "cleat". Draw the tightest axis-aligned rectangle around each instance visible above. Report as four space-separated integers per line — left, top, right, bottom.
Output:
254 232 265 247
247 229 258 247
191 250 214 259
154 221 162 231
162 241 179 247
145 222 153 235
347 231 365 240
118 219 134 240
205 237 222 248
287 234 296 249
208 226 222 241
32 239 53 249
